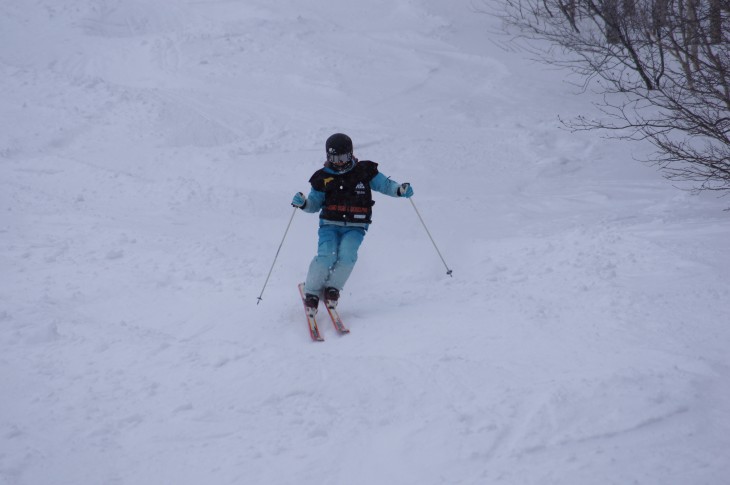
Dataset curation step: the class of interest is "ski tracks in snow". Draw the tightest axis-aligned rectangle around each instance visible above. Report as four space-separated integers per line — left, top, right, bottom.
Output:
3 1 730 484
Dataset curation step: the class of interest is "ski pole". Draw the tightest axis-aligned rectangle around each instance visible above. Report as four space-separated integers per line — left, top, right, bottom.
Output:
257 207 297 304
409 198 453 277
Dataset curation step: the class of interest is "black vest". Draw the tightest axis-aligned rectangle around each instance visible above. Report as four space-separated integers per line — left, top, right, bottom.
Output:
309 161 379 224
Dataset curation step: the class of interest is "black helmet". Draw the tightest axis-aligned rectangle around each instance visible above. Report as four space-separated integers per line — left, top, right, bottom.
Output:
326 133 353 156
325 133 355 172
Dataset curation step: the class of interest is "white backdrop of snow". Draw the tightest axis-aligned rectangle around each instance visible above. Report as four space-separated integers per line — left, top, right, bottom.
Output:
1 1 729 484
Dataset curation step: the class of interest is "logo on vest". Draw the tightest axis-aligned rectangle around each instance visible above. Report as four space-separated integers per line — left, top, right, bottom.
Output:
355 182 366 195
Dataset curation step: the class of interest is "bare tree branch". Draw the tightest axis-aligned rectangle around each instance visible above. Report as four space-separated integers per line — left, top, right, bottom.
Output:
489 0 730 195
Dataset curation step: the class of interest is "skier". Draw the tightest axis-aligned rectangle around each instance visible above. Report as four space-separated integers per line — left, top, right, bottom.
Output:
292 133 414 316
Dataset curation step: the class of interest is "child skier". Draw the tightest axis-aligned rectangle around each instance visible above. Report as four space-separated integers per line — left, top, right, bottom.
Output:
292 133 414 316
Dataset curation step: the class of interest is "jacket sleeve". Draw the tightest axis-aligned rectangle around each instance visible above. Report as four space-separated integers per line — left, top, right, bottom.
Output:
303 188 325 213
369 172 401 197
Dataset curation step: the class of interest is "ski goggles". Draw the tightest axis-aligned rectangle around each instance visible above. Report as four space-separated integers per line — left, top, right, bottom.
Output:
328 152 353 166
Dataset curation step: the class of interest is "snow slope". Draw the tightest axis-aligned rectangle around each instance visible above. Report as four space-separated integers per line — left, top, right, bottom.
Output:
2 1 729 484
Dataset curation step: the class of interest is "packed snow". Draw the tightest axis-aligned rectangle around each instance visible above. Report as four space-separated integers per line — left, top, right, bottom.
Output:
2 1 729 484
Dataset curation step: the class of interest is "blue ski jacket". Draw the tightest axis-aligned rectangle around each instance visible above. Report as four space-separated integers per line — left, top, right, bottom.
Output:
301 159 403 229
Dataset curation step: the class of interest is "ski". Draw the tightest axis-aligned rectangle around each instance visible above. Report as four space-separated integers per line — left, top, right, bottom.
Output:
298 283 324 342
324 303 350 334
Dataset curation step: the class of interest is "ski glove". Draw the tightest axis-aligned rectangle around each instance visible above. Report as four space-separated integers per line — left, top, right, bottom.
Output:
292 192 307 208
397 183 414 198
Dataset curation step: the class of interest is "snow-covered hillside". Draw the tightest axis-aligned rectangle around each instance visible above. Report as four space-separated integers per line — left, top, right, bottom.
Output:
2 1 729 484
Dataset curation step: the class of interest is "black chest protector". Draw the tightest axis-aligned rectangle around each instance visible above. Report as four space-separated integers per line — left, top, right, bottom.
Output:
309 161 379 224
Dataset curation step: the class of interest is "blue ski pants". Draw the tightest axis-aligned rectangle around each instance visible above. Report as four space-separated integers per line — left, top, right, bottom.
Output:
304 224 366 296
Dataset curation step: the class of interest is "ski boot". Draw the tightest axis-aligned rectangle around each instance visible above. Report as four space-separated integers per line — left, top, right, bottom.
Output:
304 293 319 317
324 287 340 309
